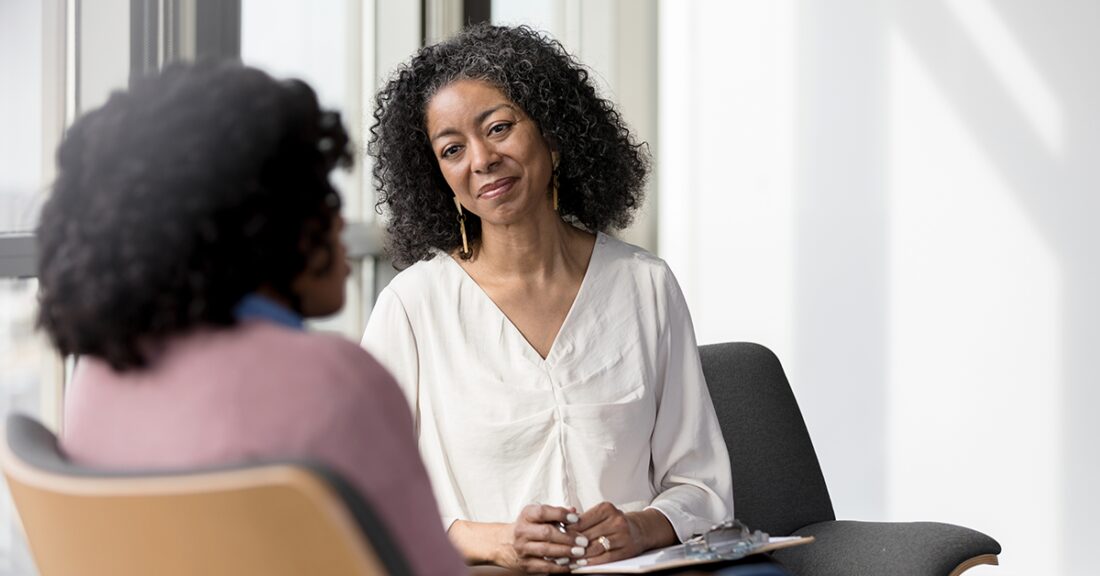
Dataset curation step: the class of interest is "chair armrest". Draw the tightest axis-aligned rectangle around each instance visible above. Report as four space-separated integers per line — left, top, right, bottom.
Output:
772 520 1000 576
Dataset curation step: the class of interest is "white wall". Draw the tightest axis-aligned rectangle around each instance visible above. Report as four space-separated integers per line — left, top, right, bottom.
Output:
659 1 1099 575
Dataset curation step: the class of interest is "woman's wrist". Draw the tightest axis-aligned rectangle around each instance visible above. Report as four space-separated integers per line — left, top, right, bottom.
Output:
448 519 514 565
488 522 515 566
625 509 677 551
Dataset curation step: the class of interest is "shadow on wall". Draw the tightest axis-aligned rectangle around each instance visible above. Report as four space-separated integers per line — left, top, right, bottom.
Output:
792 1 1097 575
888 3 1099 576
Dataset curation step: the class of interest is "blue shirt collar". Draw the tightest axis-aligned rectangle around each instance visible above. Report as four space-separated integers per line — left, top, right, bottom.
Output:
234 293 304 330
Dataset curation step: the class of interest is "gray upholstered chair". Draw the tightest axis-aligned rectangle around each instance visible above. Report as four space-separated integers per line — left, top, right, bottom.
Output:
1 414 411 576
699 342 1001 576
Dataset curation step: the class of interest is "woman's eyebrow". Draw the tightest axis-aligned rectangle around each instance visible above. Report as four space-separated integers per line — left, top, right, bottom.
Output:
430 104 516 142
475 103 515 125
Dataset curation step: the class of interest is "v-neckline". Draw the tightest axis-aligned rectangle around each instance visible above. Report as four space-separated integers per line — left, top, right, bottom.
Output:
446 232 604 364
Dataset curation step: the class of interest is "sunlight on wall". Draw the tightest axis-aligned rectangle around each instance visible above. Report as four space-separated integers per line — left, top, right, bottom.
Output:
887 30 1061 576
656 0 696 300
658 0 796 360
945 0 1062 157
658 0 1092 572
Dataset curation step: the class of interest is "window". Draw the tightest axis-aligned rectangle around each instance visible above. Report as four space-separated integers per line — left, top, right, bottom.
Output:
0 2 422 572
1 0 66 571
240 0 378 337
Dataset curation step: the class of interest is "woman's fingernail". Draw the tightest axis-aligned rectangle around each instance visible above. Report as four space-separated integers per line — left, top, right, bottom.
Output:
576 535 589 547
566 513 580 524
576 559 589 566
571 546 585 557
555 557 570 565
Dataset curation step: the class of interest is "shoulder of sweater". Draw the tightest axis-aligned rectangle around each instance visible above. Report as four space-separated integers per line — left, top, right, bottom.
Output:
241 322 404 401
236 322 381 372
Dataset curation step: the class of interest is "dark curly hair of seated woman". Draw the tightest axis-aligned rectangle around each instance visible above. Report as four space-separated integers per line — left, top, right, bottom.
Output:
39 61 471 575
370 23 650 268
36 60 352 371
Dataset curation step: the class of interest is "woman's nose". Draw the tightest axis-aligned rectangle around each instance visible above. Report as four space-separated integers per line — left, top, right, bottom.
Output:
469 139 501 173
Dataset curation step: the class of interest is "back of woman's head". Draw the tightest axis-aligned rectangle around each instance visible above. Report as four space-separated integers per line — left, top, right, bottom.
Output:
36 60 352 371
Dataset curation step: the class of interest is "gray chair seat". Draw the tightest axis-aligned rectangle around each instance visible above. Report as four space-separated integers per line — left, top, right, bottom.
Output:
776 520 1001 576
700 342 1001 575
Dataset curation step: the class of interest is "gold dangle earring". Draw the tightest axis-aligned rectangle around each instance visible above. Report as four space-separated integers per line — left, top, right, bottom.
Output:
454 196 470 257
551 151 561 211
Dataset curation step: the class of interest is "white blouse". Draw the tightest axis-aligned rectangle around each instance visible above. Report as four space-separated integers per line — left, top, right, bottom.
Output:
361 232 733 541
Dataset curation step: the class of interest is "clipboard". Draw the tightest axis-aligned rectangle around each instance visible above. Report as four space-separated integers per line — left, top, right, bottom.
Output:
572 520 814 574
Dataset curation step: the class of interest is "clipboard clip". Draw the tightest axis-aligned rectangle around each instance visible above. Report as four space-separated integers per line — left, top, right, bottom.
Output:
657 519 771 562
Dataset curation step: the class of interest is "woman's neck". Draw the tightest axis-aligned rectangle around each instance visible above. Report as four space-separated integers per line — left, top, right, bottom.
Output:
473 213 590 281
254 285 295 311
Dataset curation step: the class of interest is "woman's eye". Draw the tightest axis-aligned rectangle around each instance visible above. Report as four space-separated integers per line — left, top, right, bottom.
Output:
489 122 512 135
441 145 462 158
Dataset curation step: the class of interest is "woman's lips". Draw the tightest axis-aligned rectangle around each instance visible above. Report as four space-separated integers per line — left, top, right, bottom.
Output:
478 177 518 200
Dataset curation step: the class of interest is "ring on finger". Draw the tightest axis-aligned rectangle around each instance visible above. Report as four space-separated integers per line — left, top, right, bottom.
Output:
597 535 612 553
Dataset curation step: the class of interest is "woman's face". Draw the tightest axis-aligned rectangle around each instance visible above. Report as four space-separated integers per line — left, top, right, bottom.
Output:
293 213 349 318
425 79 554 226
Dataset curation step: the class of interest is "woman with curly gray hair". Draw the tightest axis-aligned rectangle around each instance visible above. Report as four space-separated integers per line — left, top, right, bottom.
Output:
362 24 733 573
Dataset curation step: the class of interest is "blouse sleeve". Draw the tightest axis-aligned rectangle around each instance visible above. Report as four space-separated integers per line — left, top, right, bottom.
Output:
361 287 463 531
645 266 735 541
361 287 420 434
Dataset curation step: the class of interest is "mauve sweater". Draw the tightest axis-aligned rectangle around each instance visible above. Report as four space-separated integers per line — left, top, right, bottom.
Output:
62 319 466 576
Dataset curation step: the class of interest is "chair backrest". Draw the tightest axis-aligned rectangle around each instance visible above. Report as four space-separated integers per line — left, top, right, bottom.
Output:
699 342 835 536
1 414 412 576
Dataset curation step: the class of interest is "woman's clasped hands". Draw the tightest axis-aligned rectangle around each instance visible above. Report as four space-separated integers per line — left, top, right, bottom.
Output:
506 502 675 573
503 504 587 573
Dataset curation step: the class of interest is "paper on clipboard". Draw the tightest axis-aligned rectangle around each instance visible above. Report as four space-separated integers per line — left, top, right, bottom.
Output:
570 535 814 574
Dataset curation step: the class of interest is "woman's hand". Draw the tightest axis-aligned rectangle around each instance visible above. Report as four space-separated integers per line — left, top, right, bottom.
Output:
574 503 677 566
499 504 590 573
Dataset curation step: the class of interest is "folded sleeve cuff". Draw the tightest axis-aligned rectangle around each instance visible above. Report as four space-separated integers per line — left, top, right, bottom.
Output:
443 516 458 533
645 502 714 543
